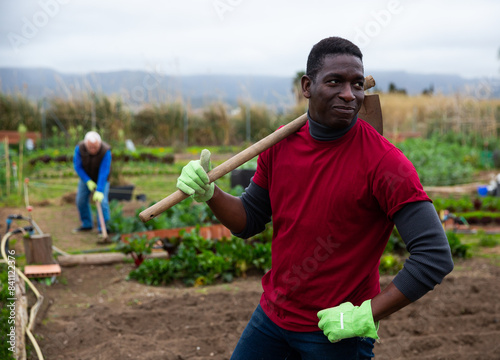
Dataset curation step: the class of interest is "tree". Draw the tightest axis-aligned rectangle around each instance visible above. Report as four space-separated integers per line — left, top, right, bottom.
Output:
422 84 434 96
388 82 407 95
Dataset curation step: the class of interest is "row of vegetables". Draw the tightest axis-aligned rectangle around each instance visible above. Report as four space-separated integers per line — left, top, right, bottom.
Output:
110 192 492 288
14 132 500 185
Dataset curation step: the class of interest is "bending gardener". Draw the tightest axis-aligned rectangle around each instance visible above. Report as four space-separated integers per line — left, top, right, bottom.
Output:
73 131 111 237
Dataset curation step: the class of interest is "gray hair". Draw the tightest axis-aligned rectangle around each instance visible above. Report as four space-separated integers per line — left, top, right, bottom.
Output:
84 131 101 144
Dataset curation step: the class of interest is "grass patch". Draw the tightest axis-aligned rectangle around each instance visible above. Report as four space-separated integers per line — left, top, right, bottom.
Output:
447 231 500 263
478 232 500 247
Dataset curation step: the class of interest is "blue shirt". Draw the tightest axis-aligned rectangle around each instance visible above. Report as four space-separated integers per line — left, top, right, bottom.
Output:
73 145 111 192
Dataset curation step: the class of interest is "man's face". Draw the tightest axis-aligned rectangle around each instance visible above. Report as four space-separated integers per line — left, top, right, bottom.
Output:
85 140 101 155
301 54 364 130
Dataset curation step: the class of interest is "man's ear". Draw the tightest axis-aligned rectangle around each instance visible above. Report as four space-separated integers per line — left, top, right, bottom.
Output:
301 75 312 99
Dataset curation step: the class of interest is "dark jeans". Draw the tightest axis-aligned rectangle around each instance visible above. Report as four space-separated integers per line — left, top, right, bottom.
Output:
230 305 375 360
76 179 110 230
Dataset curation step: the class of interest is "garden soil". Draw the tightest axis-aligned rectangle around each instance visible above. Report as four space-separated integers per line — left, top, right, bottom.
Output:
1 201 500 360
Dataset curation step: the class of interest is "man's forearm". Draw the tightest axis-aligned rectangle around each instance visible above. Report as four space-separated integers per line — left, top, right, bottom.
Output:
206 185 247 233
370 281 411 322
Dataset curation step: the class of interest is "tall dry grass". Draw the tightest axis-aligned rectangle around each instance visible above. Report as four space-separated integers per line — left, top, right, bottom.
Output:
1 91 499 147
379 93 500 140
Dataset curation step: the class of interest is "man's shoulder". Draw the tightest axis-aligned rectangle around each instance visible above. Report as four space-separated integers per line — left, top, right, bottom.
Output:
101 142 112 152
76 141 86 154
357 118 396 150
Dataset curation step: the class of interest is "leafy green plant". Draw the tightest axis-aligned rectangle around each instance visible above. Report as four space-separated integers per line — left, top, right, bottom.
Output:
249 241 272 273
116 234 158 267
107 201 149 240
248 223 273 244
446 231 471 258
384 227 406 254
379 254 403 275
229 185 245 196
107 197 218 238
432 195 500 213
455 211 500 226
459 211 500 219
396 137 478 186
128 228 272 287
126 258 173 286
480 196 500 211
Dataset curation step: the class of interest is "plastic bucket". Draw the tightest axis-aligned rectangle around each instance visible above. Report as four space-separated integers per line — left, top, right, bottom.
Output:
477 186 489 197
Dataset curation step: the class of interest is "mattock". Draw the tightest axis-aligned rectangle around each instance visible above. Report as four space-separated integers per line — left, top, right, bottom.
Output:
139 75 380 223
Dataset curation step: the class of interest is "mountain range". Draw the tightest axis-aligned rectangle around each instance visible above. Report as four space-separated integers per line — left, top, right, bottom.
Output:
1 67 498 110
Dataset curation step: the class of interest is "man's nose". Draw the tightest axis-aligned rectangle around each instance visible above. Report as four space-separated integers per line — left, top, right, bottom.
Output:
339 84 355 102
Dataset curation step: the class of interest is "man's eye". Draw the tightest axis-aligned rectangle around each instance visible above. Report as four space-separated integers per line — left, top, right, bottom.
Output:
354 82 364 89
329 79 340 84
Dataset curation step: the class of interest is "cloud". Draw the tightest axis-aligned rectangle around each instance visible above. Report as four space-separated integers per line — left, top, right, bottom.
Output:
0 0 499 78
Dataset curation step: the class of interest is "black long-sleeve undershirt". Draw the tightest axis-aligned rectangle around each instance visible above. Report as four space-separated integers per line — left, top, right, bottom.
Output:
234 180 453 302
232 116 453 302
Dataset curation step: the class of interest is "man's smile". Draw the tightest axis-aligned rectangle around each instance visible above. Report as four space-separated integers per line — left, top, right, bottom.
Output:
332 105 356 114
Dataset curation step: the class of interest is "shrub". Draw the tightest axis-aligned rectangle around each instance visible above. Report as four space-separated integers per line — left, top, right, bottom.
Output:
233 103 276 142
445 231 471 258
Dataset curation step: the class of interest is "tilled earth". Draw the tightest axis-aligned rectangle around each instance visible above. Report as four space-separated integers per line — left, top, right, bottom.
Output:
2 204 499 359
27 257 500 360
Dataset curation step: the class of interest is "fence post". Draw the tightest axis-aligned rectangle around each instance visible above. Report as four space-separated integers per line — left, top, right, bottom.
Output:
4 137 10 197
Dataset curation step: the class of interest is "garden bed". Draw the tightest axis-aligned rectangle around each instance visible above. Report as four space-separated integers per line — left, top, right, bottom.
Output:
27 257 500 360
1 194 500 359
120 224 231 243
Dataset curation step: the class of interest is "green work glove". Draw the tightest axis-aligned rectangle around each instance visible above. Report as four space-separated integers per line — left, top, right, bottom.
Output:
176 149 214 202
93 191 104 203
317 300 379 343
86 180 97 192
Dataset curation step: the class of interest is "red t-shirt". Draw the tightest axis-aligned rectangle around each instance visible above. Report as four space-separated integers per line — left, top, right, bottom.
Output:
252 119 430 332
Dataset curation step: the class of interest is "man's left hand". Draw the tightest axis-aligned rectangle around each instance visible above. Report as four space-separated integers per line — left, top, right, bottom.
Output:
93 191 104 203
317 300 379 342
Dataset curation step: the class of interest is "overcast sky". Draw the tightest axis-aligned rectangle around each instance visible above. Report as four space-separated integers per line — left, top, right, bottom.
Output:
0 0 499 79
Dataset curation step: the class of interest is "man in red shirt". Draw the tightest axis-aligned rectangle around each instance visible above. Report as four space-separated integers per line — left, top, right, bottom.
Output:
177 37 453 359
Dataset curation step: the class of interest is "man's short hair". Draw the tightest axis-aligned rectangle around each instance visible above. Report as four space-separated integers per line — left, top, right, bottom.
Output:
84 131 101 144
306 37 363 81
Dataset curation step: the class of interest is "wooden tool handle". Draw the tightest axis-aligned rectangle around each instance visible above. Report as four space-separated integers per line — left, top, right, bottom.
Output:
138 76 377 223
96 201 108 240
364 75 375 90
139 113 308 222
